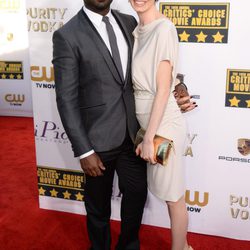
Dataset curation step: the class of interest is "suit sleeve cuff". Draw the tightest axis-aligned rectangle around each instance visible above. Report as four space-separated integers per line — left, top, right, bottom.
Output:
79 150 95 159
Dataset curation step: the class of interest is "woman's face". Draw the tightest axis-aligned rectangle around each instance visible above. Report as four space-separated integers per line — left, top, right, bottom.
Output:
129 0 155 13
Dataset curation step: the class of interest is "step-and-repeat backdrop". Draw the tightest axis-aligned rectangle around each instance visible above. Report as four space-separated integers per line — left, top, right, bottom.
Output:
0 0 32 116
26 0 250 240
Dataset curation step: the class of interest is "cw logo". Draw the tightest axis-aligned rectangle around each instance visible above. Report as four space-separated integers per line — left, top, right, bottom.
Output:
185 190 209 207
30 66 54 82
5 94 25 103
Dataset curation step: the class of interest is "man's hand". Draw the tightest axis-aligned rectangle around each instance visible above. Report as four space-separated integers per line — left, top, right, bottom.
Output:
80 153 105 177
175 95 197 113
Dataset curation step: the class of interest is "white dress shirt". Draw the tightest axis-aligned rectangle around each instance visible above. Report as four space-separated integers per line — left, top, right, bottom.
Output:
80 6 129 159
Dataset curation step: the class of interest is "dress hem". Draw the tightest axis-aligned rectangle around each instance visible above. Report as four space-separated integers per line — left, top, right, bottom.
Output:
148 185 185 202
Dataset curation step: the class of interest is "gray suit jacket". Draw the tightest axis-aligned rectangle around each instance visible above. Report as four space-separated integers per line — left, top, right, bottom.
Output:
52 9 139 157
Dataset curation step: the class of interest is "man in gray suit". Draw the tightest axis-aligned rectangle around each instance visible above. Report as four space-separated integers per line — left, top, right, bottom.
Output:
52 1 195 249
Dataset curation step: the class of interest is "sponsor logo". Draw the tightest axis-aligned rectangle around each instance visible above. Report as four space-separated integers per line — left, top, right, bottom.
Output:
35 120 68 144
38 165 85 201
0 0 20 12
218 138 250 164
225 69 250 109
0 61 23 80
238 138 250 156
27 8 68 32
31 66 55 89
185 190 209 213
230 195 250 220
160 3 230 43
218 156 250 164
4 93 25 106
184 133 197 157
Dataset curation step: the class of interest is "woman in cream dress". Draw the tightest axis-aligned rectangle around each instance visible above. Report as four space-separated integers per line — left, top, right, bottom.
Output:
130 0 192 249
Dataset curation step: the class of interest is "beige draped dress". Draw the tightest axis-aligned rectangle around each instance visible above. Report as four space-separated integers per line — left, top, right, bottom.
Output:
132 18 187 201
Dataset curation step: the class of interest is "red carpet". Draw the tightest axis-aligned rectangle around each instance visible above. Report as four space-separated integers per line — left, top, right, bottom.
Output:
0 116 249 250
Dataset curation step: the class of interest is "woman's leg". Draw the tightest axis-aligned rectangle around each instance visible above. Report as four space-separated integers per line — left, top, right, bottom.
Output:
166 196 189 250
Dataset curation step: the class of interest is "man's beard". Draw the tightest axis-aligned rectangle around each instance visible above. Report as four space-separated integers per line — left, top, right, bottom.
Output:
95 0 113 10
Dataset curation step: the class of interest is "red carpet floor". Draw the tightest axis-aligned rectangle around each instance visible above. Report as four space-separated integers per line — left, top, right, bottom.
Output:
0 116 250 250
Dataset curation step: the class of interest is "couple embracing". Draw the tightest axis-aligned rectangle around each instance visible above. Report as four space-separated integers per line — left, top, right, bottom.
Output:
52 0 196 249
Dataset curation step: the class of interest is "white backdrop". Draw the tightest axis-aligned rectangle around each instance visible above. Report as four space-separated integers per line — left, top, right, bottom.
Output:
27 0 250 241
0 0 32 117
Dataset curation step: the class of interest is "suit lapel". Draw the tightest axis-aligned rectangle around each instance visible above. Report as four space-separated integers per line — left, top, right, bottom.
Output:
79 10 122 85
112 10 133 88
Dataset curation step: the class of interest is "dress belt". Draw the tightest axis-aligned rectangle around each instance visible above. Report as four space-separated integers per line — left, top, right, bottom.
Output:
134 89 154 98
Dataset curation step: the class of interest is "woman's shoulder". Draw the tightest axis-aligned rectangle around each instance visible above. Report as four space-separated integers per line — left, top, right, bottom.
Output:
133 16 177 39
155 17 177 34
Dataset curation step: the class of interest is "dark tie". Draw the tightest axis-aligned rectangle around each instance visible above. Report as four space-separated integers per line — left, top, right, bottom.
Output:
102 16 124 82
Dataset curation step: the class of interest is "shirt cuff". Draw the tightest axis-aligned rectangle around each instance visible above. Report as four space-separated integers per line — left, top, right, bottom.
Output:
79 150 95 159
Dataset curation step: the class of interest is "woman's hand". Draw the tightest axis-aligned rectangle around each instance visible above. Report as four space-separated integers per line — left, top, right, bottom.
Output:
136 140 157 165
175 94 197 113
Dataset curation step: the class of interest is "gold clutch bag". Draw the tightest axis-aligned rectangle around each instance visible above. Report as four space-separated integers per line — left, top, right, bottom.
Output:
134 128 173 166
